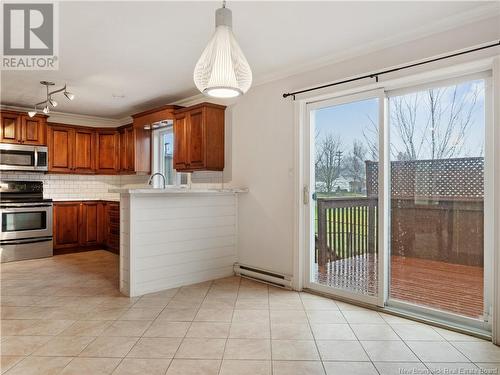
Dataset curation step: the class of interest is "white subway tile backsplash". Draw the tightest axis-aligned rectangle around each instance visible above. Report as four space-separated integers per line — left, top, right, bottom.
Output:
0 172 147 201
0 172 235 201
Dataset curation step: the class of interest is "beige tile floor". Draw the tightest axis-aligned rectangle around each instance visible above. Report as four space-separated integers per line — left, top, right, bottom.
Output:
1 250 500 374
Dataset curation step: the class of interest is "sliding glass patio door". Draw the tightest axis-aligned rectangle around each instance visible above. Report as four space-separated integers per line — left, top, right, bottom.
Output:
304 73 492 332
305 90 386 306
386 76 491 331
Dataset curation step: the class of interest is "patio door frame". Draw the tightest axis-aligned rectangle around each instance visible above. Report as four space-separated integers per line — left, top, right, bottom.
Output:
302 89 389 308
382 71 494 334
294 57 498 338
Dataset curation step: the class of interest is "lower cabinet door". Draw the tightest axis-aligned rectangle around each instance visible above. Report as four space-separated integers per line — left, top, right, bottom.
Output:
80 202 99 246
53 201 118 252
53 203 81 249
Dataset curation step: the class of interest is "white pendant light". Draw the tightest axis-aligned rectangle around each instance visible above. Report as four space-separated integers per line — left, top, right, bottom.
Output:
194 1 252 98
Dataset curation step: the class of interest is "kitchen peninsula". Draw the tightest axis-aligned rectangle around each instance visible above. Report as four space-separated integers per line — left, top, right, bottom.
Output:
110 187 247 297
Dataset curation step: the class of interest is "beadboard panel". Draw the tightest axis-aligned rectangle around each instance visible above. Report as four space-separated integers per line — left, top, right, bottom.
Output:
135 205 236 221
121 193 238 296
135 236 235 257
137 266 235 293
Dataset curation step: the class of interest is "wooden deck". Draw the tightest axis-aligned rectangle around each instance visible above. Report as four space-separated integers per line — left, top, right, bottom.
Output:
313 255 484 318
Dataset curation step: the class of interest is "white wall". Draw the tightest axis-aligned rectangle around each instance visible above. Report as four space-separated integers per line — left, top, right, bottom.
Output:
228 15 500 278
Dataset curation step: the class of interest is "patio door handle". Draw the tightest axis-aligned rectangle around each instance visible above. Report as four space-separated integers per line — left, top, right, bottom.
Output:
303 185 310 205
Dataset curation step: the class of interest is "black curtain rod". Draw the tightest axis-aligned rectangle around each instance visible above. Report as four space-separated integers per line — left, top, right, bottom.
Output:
282 41 500 99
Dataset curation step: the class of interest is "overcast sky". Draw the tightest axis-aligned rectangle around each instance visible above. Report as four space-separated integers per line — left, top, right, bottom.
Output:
314 79 485 160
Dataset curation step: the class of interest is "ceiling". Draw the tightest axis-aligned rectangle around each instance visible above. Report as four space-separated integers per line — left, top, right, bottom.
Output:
1 1 497 119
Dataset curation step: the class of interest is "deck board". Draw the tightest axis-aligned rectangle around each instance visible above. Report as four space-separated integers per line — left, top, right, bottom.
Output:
313 255 483 318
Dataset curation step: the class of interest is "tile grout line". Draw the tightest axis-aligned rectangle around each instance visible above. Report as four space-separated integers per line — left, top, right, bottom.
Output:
105 299 165 374
217 276 242 375
162 280 212 374
298 291 329 375
383 318 435 373
336 307 383 375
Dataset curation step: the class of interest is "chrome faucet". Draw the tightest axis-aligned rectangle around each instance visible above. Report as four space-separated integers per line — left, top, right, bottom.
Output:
148 172 166 189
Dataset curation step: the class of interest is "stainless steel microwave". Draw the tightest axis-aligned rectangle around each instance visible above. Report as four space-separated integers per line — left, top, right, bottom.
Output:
0 143 48 172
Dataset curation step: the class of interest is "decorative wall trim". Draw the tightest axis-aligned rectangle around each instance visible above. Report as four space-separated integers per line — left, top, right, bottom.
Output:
254 7 500 87
0 104 132 127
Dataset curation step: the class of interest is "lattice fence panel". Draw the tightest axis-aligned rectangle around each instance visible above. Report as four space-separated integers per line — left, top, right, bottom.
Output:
366 157 484 199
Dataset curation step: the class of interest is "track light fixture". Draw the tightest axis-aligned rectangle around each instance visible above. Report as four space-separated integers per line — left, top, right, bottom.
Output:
27 81 75 117
64 90 75 101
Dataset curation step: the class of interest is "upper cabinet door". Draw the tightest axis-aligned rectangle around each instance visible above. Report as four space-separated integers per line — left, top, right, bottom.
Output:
126 126 135 172
173 103 225 172
21 116 47 146
173 112 188 170
0 112 21 144
74 129 95 174
119 129 128 172
96 131 119 173
48 125 74 173
187 108 205 170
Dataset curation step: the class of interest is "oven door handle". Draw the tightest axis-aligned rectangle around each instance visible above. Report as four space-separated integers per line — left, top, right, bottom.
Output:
0 236 53 245
0 204 52 209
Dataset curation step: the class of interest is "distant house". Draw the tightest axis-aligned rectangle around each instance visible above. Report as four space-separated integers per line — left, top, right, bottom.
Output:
333 176 351 192
315 175 351 193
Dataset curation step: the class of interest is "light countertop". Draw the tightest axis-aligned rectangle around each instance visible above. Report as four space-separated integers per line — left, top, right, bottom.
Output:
109 187 248 195
51 198 120 202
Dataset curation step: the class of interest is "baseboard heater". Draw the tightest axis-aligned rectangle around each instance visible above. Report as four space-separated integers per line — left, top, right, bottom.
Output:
233 263 293 289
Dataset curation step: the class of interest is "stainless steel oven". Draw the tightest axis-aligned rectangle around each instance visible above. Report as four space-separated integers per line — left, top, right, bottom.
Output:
0 181 53 262
1 202 52 240
0 143 48 172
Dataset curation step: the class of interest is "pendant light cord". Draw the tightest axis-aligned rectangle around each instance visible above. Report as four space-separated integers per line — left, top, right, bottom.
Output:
222 0 226 8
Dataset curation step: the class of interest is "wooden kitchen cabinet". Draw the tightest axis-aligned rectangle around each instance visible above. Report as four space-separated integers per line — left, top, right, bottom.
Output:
126 127 136 172
0 112 20 144
73 128 95 173
118 125 135 173
48 124 74 173
173 103 225 172
104 202 120 254
173 112 188 170
96 130 119 174
48 124 120 175
21 115 47 145
79 201 99 246
48 124 95 173
131 104 182 174
53 200 119 253
53 202 81 249
0 110 47 145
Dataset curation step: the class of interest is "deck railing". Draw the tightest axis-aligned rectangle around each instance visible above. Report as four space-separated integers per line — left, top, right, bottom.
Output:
316 195 484 267
316 197 378 267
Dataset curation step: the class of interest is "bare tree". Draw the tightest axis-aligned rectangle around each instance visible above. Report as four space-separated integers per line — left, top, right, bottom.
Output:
362 116 379 161
390 93 424 160
425 86 479 159
315 134 342 193
363 83 481 161
343 141 367 193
